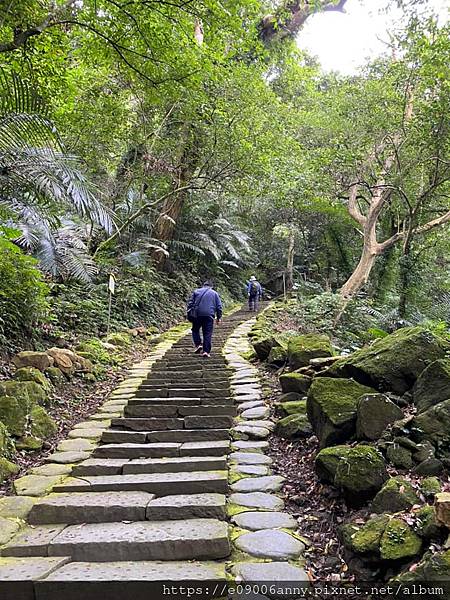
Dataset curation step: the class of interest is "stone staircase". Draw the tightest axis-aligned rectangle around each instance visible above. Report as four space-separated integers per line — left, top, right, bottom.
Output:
0 311 248 599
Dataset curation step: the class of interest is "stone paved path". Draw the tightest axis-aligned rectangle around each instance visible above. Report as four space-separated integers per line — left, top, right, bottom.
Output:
0 306 308 599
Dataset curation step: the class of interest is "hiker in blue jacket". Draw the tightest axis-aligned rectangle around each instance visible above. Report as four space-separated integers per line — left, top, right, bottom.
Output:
247 275 262 312
187 281 223 357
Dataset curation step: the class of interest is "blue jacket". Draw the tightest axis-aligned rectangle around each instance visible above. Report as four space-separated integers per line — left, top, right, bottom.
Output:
247 281 262 298
188 286 223 319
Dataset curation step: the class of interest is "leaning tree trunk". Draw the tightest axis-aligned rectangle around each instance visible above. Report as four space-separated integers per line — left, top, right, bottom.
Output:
339 243 378 298
152 187 190 268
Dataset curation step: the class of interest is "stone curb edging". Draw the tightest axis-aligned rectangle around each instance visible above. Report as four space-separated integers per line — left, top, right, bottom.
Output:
223 317 310 584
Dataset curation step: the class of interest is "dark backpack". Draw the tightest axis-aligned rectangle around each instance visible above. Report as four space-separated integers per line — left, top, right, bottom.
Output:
249 281 258 295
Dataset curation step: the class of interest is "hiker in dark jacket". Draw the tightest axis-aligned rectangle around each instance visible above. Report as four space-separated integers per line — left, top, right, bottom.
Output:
247 275 262 311
187 281 223 357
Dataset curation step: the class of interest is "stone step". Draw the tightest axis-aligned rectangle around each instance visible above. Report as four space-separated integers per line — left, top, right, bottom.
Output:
73 455 226 476
123 456 227 474
92 441 229 459
34 560 227 600
111 416 234 431
28 491 154 525
52 471 229 495
3 519 230 562
125 404 237 418
102 428 229 444
140 381 230 389
145 493 226 520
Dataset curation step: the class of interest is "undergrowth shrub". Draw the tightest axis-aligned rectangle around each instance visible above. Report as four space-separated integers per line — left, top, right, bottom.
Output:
0 238 50 344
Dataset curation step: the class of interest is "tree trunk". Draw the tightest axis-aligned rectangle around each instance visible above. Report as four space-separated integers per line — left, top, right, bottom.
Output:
398 236 413 318
286 230 295 293
151 189 189 268
340 244 378 298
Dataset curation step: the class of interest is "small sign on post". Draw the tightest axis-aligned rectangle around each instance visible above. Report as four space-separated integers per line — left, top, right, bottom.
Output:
107 274 116 335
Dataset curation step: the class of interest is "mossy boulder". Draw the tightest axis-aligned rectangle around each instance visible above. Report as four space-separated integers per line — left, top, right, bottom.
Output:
315 445 351 483
393 549 450 582
412 399 450 446
12 351 53 371
0 457 19 483
16 435 43 451
280 399 307 416
413 359 450 413
14 367 52 393
341 514 389 555
386 444 413 469
252 335 280 361
30 406 57 440
356 394 404 441
334 445 389 505
0 380 48 408
415 505 443 539
268 345 287 366
275 413 312 439
279 373 312 395
371 477 418 514
0 422 15 459
105 332 132 348
0 396 26 436
45 367 65 385
279 392 303 404
421 477 441 498
287 334 333 369
324 327 450 394
380 518 422 561
307 377 377 448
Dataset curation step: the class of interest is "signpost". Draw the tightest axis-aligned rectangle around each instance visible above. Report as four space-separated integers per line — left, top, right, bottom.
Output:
107 274 116 335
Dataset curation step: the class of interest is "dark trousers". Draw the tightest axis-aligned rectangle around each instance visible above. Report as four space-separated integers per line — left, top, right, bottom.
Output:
248 295 259 311
192 316 214 354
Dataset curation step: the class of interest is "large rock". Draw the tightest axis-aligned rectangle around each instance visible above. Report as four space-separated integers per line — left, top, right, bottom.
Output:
47 348 76 376
0 422 14 457
0 396 26 436
0 458 19 483
315 445 351 483
279 399 307 416
13 367 52 392
267 346 287 366
0 380 48 408
275 413 312 439
279 373 312 394
412 399 450 446
380 518 422 561
413 359 450 413
435 492 450 528
356 394 404 440
393 549 450 582
307 377 376 448
341 514 389 555
287 334 333 369
371 477 418 514
324 327 450 394
334 445 388 505
30 406 57 440
252 336 280 361
12 351 53 372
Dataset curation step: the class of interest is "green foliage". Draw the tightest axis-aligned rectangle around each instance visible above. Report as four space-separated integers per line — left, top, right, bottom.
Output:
0 238 50 342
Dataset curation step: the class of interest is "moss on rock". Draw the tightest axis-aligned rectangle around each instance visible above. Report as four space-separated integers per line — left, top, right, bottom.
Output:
0 457 19 483
0 380 47 408
14 367 52 393
386 444 413 470
30 405 57 439
15 435 43 451
275 414 312 439
334 445 388 505
371 477 418 514
315 445 351 483
287 334 333 370
415 505 443 539
421 477 441 498
105 332 132 348
413 359 450 413
268 346 287 365
0 396 26 436
380 518 422 561
279 373 312 395
307 377 377 448
45 367 66 385
413 399 450 446
356 394 404 441
279 399 307 416
0 422 15 459
341 514 389 555
325 327 450 394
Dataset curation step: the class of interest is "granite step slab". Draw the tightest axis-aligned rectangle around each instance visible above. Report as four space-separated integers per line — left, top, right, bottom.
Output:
72 458 128 476
28 491 154 525
93 443 180 459
145 429 229 443
179 441 230 457
0 556 71 600
35 560 227 600
110 418 184 431
125 404 236 418
123 456 227 474
52 471 229 495
145 493 226 520
5 519 230 562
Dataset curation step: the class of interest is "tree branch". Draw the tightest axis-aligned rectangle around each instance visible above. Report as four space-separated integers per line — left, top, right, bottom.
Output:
378 209 450 252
